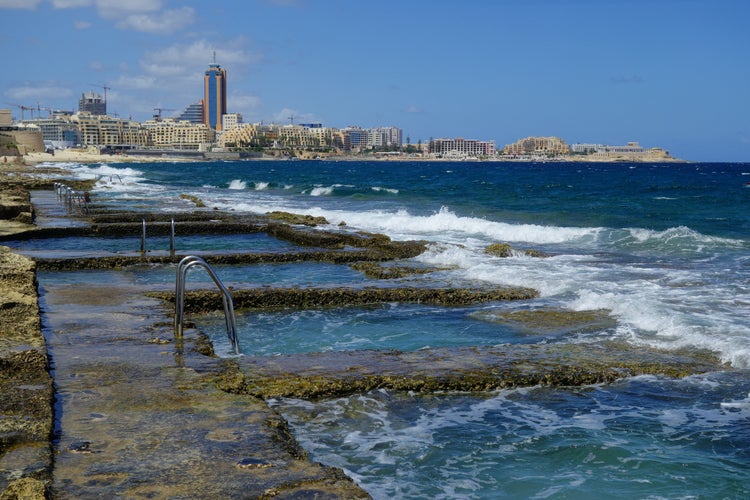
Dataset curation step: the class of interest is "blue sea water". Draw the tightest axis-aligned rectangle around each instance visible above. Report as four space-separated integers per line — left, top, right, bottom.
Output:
51 159 750 498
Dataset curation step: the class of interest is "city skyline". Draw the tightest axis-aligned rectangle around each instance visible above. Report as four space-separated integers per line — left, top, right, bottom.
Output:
1 0 748 162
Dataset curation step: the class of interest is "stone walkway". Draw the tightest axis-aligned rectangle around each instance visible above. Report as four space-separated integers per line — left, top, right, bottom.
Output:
0 189 369 498
41 277 365 498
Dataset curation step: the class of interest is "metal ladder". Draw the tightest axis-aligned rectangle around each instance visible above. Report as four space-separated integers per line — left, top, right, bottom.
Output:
174 255 240 355
54 182 90 214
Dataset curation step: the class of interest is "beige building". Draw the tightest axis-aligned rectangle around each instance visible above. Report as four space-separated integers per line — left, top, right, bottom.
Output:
143 119 215 149
0 110 45 154
0 109 11 127
71 113 149 147
0 124 45 154
219 123 343 151
503 136 571 156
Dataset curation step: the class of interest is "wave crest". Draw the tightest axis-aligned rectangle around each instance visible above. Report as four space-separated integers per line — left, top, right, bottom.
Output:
228 179 247 190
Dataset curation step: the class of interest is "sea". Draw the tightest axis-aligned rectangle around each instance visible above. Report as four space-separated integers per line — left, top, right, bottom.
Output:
41 159 750 498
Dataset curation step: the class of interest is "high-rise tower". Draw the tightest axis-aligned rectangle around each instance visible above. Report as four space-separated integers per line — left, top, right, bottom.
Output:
203 53 226 131
79 90 106 115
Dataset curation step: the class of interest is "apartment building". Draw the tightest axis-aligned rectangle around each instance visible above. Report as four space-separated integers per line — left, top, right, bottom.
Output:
71 112 148 147
429 137 497 157
142 118 214 149
219 123 343 150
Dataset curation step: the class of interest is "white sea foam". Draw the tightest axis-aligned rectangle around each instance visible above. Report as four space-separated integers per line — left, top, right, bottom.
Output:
413 232 750 368
298 206 601 246
228 179 246 190
253 181 269 190
625 225 743 252
372 186 399 194
69 163 144 180
52 162 151 194
195 191 740 256
309 185 334 196
566 269 750 368
720 393 750 409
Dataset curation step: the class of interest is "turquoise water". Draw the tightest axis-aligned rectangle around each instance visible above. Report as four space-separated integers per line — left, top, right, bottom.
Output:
205 303 540 357
32 159 750 498
273 373 750 499
4 231 294 258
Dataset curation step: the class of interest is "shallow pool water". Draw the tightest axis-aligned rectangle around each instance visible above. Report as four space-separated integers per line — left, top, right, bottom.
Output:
3 232 295 259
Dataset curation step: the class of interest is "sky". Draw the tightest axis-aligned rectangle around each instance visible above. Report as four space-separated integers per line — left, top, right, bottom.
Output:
1 0 748 162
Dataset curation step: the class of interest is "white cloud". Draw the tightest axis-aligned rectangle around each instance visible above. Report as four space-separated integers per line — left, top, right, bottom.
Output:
5 83 74 102
51 0 93 8
0 0 43 7
109 38 264 118
140 62 187 77
141 39 258 77
229 93 261 118
95 0 161 16
51 0 159 13
113 7 194 34
74 19 91 29
49 0 192 34
115 75 157 90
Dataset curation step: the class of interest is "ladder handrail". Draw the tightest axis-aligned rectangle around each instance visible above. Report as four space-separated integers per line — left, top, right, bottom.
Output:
175 255 240 355
54 182 89 214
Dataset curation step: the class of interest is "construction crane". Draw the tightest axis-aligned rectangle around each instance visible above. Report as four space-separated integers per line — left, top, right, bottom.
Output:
153 108 175 121
4 103 35 121
88 82 111 103
33 103 54 118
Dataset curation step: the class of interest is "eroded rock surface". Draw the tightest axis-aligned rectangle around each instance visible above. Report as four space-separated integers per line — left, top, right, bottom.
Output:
230 343 725 399
0 247 52 497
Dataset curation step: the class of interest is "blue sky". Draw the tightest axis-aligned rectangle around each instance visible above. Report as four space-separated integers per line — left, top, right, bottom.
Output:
1 0 748 161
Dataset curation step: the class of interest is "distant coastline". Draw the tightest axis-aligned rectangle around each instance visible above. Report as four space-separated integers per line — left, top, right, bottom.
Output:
18 149 687 165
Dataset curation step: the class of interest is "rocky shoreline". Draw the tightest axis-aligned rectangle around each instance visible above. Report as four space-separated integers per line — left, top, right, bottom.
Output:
0 159 725 498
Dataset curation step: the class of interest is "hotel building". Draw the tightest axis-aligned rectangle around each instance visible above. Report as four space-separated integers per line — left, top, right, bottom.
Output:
429 137 496 157
503 136 570 156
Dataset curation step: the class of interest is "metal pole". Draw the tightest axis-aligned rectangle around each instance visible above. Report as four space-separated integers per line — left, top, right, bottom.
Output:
141 219 146 254
170 219 175 256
